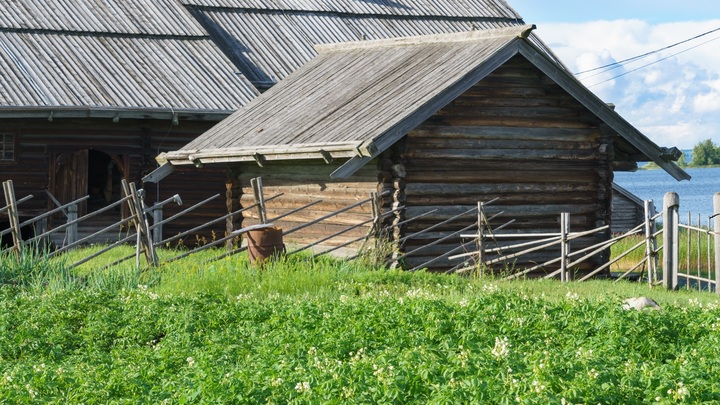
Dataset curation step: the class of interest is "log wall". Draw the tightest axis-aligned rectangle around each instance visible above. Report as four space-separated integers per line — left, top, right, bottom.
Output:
611 192 644 234
0 117 228 244
235 161 377 255
400 55 614 274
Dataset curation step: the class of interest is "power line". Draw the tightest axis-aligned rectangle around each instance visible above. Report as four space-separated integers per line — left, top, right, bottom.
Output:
575 26 720 76
587 33 720 87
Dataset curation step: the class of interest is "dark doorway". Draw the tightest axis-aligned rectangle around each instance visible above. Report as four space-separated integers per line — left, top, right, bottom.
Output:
87 150 122 212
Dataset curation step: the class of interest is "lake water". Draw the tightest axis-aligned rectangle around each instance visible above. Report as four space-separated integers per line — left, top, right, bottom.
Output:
614 167 720 223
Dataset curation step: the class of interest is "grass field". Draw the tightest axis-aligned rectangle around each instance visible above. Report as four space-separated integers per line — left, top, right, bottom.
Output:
1 247 720 403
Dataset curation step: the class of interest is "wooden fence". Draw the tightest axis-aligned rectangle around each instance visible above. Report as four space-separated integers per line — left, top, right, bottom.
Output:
1 178 394 269
449 192 720 293
4 176 720 292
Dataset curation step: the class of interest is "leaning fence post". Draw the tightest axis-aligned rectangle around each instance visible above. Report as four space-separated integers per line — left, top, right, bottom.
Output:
2 180 23 254
644 200 657 286
66 204 78 245
560 212 570 282
663 192 680 290
713 193 720 294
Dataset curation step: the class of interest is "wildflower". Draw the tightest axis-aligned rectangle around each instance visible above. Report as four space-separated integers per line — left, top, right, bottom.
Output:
186 357 195 367
588 368 599 379
294 381 311 393
531 379 545 394
459 299 469 307
342 386 355 399
565 291 579 300
491 336 511 359
270 377 283 387
482 283 499 293
25 384 37 398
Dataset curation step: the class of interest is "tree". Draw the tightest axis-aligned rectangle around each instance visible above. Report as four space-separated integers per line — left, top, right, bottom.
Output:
691 139 720 166
676 152 687 167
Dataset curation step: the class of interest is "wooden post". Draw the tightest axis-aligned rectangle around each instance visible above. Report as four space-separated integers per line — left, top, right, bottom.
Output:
643 200 656 286
663 192 680 290
251 177 267 224
476 202 485 276
122 180 158 268
2 180 23 254
66 204 78 246
560 212 570 282
152 203 163 245
713 193 720 294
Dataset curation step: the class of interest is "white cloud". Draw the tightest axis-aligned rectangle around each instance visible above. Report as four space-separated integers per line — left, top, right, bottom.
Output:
534 20 720 148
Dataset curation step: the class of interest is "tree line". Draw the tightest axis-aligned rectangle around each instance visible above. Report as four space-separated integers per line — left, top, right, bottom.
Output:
687 139 720 167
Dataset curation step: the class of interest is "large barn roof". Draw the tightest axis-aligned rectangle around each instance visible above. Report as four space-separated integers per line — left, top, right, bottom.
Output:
0 0 258 120
181 0 533 88
157 25 690 181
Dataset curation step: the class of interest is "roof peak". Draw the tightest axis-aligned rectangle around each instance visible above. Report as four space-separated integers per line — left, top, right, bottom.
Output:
315 24 535 53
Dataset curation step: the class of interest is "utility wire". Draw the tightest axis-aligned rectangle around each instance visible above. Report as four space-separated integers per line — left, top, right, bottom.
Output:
575 26 720 76
587 33 720 87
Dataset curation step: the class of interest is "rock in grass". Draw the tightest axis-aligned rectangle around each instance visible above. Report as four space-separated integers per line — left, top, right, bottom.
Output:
622 297 660 311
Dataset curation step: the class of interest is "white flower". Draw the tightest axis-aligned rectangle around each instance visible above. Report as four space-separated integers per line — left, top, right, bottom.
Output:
270 377 283 387
482 283 499 293
294 381 311 393
491 336 511 359
186 356 195 367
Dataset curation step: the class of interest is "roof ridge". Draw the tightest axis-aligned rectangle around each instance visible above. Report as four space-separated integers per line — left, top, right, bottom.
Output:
314 24 535 53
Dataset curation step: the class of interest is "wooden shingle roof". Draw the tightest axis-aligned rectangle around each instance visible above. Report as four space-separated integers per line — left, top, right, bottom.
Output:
0 0 259 119
181 0 528 88
157 25 690 182
181 0 522 18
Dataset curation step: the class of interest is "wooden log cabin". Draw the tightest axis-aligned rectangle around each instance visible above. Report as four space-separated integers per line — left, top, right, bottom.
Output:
0 0 258 242
151 26 690 275
2 0 533 244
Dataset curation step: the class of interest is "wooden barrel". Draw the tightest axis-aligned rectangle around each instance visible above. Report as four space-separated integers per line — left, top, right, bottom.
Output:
246 227 285 263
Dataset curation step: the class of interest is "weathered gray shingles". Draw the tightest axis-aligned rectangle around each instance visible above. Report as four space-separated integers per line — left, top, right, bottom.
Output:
181 32 513 152
0 32 257 109
0 0 206 35
200 10 514 83
179 0 521 19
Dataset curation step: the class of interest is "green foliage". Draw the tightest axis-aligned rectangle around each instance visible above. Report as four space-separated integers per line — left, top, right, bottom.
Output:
691 139 720 166
2 248 720 403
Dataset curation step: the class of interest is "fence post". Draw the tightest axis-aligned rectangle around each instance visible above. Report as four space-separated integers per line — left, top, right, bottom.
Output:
560 212 570 282
66 204 78 245
663 192 680 290
643 200 657 286
2 180 23 254
476 202 485 276
714 193 720 294
152 203 163 245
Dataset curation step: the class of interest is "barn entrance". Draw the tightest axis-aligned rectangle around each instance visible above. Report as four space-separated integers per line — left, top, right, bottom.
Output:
87 150 123 212
48 149 127 216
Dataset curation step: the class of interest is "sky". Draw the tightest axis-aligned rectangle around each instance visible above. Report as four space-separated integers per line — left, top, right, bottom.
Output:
508 0 720 150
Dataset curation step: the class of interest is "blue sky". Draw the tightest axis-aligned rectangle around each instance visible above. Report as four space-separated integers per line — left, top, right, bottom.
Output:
511 1 720 24
508 1 720 150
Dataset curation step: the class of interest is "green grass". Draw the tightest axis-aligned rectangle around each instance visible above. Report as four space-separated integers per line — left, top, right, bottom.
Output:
2 247 720 403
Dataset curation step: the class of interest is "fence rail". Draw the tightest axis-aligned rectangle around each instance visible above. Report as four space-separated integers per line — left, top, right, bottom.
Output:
3 177 720 293
447 191 720 293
